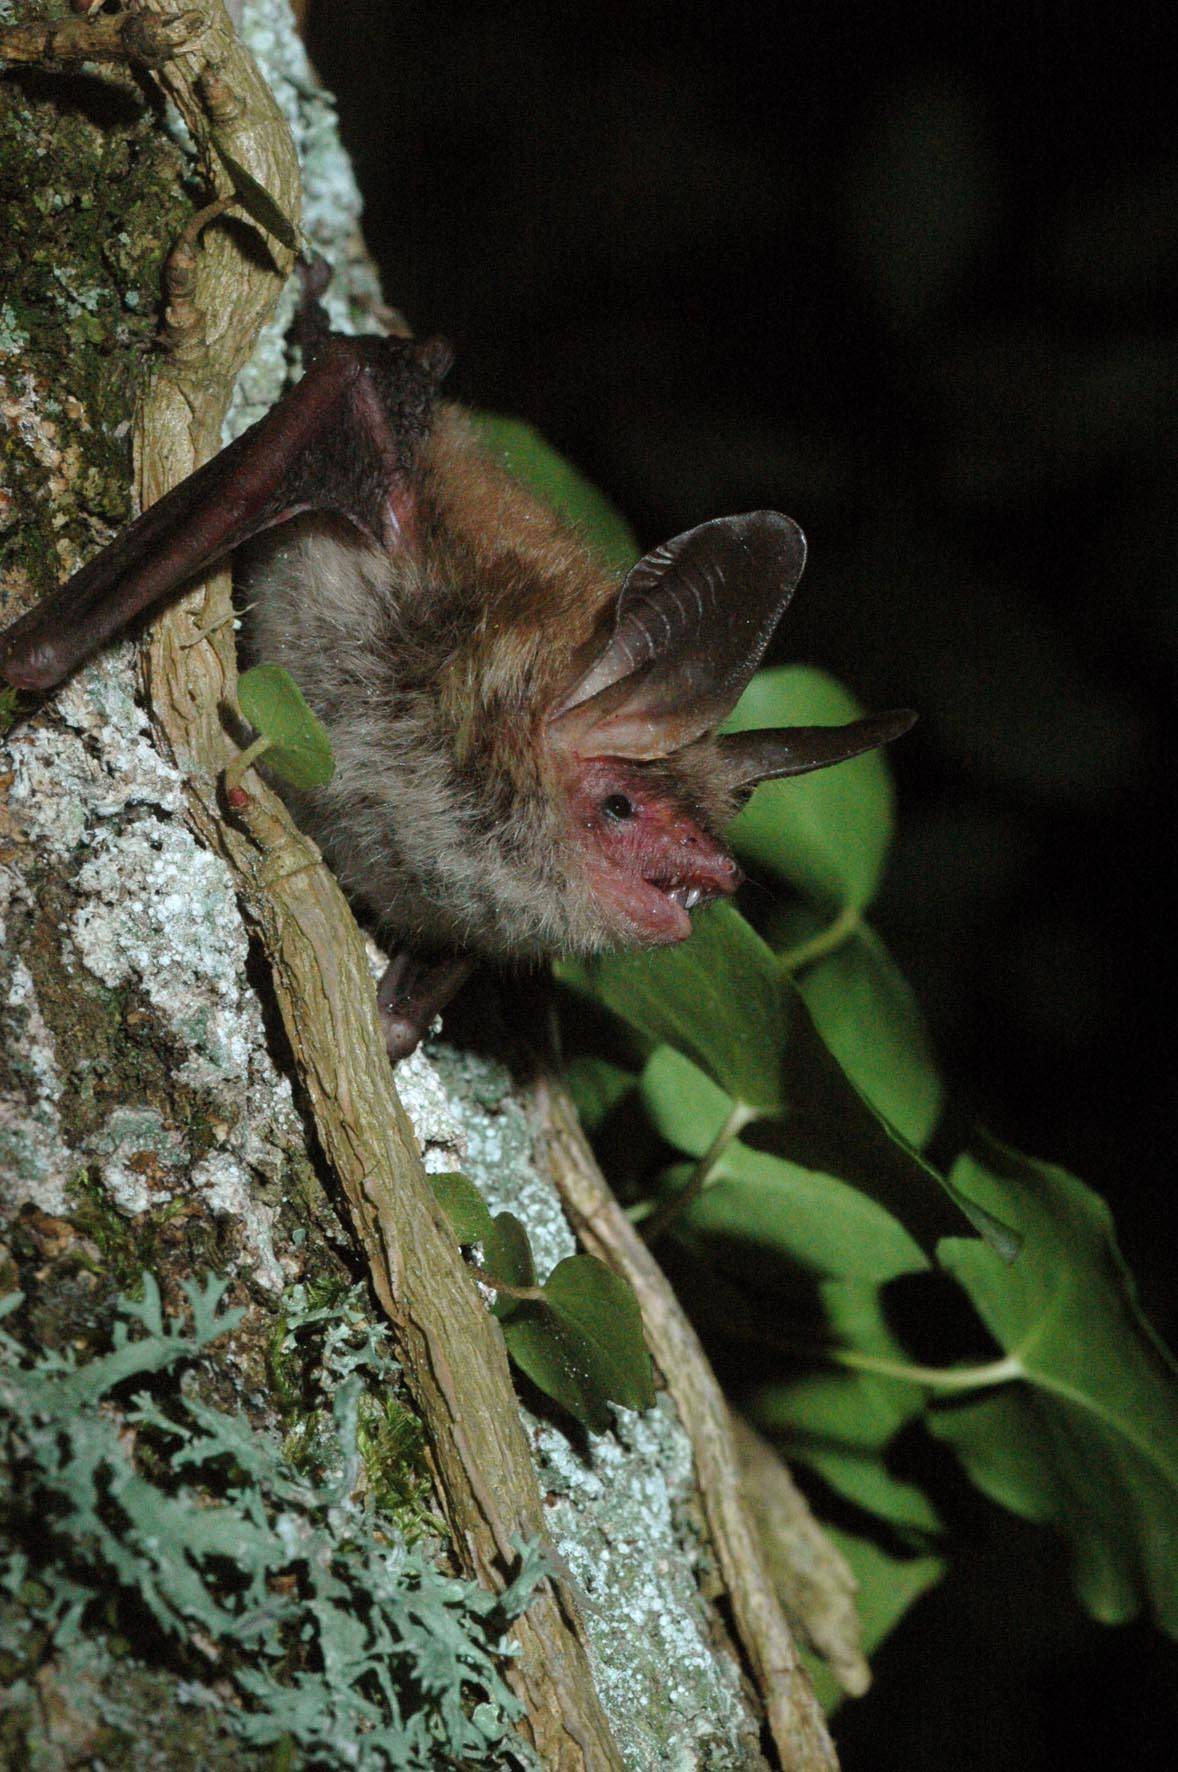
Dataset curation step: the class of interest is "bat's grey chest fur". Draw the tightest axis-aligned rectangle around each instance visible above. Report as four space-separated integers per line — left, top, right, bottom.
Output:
243 518 589 961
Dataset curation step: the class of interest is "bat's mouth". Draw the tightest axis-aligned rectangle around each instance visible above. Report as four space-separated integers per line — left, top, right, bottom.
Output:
662 883 709 911
583 856 740 946
650 876 732 919
637 859 742 942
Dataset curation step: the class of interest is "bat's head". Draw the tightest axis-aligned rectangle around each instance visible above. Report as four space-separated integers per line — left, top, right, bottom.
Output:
545 512 915 949
557 751 743 945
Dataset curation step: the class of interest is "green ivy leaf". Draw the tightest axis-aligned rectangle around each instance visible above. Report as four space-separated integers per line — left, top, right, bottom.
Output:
427 1172 494 1247
565 912 1001 1255
724 666 896 910
751 1279 930 1476
806 1530 946 1715
468 412 639 573
542 1255 655 1414
750 1278 941 1545
661 1144 925 1284
793 925 944 1149
213 142 301 252
237 663 335 791
499 1306 615 1436
559 902 788 1112
480 1228 653 1430
640 1047 923 1280
564 1057 637 1134
639 1046 734 1152
927 1388 1058 1524
482 1212 536 1323
783 981 1016 1260
934 1141 1178 1634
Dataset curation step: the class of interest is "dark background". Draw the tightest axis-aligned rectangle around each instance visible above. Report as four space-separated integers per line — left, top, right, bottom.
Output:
307 3 1176 1764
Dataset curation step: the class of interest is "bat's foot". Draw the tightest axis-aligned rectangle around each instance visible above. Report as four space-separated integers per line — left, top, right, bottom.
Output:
377 950 475 1061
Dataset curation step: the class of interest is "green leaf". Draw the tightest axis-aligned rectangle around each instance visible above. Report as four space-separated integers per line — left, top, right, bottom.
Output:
237 663 335 791
750 1280 938 1528
468 412 639 573
806 1531 946 1714
499 1306 614 1436
542 1254 655 1414
564 1057 637 1134
482 1212 536 1322
213 142 301 251
663 1143 926 1283
565 911 997 1255
427 1172 494 1246
752 1281 929 1456
484 1238 653 1431
724 666 896 910
936 1141 1178 1634
793 926 943 1149
803 1450 941 1533
640 1043 926 1282
781 981 1000 1258
927 1388 1057 1525
639 1045 734 1154
558 902 788 1112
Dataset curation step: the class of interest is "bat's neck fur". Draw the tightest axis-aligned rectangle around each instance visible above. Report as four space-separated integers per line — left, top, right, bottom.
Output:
244 409 736 961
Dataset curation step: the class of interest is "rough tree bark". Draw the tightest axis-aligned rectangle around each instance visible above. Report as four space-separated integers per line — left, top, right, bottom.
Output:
0 5 857 1766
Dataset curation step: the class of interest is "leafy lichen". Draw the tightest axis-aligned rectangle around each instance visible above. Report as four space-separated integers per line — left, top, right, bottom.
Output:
0 1276 546 1768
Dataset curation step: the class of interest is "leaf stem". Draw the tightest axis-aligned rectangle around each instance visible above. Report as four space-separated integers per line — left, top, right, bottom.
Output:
779 903 860 974
642 1100 757 1247
466 1263 547 1304
224 733 272 795
828 1345 1025 1392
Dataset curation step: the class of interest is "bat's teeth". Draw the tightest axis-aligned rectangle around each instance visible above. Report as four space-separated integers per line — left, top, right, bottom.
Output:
684 887 702 910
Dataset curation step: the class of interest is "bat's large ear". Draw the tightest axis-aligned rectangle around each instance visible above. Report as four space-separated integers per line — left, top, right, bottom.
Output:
718 709 917 793
549 511 806 759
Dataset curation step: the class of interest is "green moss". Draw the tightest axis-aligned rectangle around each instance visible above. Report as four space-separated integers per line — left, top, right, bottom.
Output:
271 1279 439 1541
0 25 191 614
356 1391 436 1526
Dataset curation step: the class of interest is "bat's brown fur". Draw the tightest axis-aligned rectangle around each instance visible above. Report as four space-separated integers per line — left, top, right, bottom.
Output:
246 408 742 962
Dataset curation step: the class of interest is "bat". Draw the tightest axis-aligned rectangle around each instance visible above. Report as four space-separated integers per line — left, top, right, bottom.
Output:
0 270 915 1058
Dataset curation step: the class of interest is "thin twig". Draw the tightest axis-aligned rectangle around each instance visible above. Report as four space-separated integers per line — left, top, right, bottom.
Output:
641 1097 756 1246
534 1071 840 1771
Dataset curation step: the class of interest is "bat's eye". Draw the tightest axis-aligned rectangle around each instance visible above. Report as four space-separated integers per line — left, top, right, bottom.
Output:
601 793 635 822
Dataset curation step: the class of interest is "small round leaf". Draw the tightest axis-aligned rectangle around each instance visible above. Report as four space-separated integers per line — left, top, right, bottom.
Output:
238 663 335 791
427 1171 494 1246
542 1255 655 1414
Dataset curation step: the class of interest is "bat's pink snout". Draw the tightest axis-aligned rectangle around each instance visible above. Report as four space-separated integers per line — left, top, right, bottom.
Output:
567 755 745 945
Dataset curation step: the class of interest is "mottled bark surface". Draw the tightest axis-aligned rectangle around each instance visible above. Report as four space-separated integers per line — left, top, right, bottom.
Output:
1 5 850 1766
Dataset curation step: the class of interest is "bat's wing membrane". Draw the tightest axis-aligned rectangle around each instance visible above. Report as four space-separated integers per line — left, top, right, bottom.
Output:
550 511 807 759
0 334 445 691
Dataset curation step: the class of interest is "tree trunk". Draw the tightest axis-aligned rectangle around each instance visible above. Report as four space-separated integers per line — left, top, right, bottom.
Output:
0 6 848 1766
